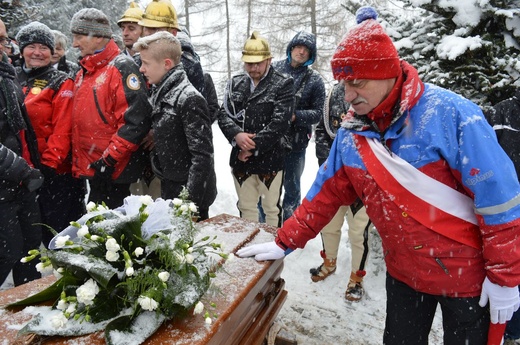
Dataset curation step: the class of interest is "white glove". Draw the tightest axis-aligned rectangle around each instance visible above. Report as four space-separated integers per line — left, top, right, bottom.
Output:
479 276 520 324
236 241 285 261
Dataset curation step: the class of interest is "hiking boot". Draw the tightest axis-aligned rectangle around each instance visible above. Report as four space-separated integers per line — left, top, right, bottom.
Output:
345 279 365 301
310 254 337 282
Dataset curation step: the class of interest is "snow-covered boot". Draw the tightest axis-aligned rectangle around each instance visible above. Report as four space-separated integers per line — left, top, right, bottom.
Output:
345 271 366 302
309 251 337 282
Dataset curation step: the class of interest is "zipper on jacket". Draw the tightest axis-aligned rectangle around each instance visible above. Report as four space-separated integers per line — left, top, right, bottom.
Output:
93 87 109 124
434 257 450 275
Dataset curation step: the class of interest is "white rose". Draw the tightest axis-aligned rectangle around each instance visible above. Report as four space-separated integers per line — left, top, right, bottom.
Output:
172 198 182 206
139 195 153 205
51 313 68 328
35 262 44 272
158 271 170 282
86 201 96 212
76 279 99 306
189 202 197 212
56 299 68 311
77 225 89 238
138 296 158 311
55 235 70 249
193 301 204 315
185 254 194 264
187 247 193 253
134 247 144 257
97 204 109 212
106 250 119 262
180 204 189 213
126 267 134 276
105 238 120 252
90 235 100 241
205 317 212 325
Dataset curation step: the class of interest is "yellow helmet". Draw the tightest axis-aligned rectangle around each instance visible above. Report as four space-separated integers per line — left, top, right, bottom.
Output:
242 31 272 63
118 2 144 25
138 0 180 30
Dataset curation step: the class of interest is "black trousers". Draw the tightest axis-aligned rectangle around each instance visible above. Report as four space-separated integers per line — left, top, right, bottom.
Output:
384 273 489 345
0 191 42 286
88 179 130 210
38 173 86 247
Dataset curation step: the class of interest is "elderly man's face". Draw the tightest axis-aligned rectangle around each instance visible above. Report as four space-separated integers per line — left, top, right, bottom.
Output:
343 78 396 115
0 20 11 55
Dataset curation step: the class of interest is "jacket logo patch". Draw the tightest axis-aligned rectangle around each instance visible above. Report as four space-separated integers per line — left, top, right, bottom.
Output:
33 79 48 89
126 74 141 90
469 167 480 176
465 170 494 186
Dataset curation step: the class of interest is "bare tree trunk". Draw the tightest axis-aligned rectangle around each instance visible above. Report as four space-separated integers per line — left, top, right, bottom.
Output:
225 0 231 78
184 0 190 34
247 0 252 37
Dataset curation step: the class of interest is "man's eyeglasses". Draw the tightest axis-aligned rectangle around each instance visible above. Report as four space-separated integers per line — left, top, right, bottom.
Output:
0 37 12 48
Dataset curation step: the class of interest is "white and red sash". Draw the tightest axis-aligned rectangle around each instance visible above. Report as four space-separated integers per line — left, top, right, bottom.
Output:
356 135 482 250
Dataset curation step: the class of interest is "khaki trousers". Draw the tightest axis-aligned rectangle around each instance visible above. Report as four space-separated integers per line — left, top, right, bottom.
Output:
233 171 283 227
320 204 371 273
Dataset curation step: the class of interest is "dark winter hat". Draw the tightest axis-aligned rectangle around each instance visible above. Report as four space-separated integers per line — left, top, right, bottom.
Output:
16 21 55 55
70 8 113 39
331 6 401 81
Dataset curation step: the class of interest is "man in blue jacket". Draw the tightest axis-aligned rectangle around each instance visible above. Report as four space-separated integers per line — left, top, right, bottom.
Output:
270 31 325 222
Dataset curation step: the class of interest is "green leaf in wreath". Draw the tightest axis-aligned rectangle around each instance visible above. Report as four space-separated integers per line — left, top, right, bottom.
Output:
6 275 79 308
105 311 165 345
48 251 119 289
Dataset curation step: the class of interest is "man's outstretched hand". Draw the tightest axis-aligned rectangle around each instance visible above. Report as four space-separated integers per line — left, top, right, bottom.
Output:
236 241 285 261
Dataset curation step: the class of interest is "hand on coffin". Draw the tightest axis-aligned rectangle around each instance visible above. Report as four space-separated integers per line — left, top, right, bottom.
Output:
236 241 285 261
479 276 520 324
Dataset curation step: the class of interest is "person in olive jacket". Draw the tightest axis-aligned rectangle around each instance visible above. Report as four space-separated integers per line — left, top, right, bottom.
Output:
218 31 293 227
134 31 216 220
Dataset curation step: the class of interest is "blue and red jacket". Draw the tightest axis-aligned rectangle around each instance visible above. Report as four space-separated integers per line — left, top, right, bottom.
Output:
278 62 520 297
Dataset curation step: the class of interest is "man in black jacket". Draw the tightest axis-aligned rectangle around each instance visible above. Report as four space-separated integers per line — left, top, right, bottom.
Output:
0 41 44 287
218 31 293 227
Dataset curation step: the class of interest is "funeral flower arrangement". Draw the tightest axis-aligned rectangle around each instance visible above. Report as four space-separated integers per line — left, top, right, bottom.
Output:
9 191 228 345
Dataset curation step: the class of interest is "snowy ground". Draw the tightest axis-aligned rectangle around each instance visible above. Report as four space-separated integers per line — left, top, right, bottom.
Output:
1 123 444 343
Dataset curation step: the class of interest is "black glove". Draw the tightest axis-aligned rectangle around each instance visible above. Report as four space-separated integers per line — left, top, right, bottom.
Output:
21 169 44 192
40 164 57 179
89 156 115 181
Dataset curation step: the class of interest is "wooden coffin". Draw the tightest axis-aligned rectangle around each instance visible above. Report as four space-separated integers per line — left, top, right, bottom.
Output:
0 214 287 345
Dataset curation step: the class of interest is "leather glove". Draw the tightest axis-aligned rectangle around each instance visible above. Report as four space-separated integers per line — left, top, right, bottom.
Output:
21 168 44 192
479 276 520 324
236 241 285 261
89 156 115 181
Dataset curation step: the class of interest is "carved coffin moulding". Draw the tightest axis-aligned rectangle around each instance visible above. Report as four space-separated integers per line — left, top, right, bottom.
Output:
0 214 287 345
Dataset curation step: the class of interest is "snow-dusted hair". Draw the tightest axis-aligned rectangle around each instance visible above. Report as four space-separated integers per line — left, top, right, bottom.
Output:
133 31 181 64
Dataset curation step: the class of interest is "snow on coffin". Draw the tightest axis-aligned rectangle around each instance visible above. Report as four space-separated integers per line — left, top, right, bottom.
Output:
0 214 287 345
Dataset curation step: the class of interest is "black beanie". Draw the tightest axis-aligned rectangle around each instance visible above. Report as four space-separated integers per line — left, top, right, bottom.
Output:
16 21 55 55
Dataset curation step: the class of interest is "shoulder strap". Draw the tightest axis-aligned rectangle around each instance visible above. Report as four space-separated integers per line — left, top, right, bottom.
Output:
356 135 482 249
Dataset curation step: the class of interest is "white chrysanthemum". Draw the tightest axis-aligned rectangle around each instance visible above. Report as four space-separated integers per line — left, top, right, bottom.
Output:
139 195 153 205
172 198 182 206
77 225 89 238
134 247 144 257
185 254 194 264
56 299 69 311
126 267 134 276
105 238 120 252
193 301 204 315
189 202 197 212
106 250 119 262
138 296 158 311
76 279 99 306
86 201 96 212
158 271 170 282
66 302 77 314
51 313 69 328
205 317 212 325
55 235 70 248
